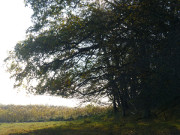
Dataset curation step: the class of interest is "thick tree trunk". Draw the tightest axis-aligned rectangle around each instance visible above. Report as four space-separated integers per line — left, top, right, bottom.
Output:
143 107 151 118
113 97 118 113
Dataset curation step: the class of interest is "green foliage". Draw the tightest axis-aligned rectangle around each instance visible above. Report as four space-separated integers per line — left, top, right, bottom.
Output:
5 0 180 117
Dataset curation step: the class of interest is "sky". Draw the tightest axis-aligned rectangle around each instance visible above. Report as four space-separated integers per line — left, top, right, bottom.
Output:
0 0 78 107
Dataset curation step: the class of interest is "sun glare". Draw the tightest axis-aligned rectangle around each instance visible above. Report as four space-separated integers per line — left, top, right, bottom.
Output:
0 0 78 107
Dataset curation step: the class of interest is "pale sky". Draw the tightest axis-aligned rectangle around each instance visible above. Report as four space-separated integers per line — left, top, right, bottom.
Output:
0 0 78 107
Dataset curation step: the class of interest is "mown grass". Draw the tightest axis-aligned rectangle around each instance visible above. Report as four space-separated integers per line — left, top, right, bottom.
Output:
0 121 67 135
0 117 180 135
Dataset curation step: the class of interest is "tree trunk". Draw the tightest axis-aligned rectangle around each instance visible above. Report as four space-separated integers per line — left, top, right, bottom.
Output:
113 97 118 113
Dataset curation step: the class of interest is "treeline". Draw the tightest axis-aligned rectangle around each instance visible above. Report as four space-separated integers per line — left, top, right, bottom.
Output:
5 0 180 118
0 105 108 123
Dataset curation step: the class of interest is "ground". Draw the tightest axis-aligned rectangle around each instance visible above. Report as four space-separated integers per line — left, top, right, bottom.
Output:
0 118 180 135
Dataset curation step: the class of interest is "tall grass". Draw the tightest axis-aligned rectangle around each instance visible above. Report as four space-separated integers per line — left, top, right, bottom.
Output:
0 104 109 123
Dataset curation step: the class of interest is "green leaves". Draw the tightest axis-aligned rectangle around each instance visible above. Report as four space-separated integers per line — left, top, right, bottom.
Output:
5 0 180 116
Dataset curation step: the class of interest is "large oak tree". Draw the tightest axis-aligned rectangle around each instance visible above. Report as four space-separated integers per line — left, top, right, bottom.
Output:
5 0 180 117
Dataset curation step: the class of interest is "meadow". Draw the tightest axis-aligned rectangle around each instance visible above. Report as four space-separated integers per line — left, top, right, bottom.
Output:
0 104 108 122
0 116 180 135
0 104 179 135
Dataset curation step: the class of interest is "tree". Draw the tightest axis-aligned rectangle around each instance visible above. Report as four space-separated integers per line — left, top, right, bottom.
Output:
5 0 180 117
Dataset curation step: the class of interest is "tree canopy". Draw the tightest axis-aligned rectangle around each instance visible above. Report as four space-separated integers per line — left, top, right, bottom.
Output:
5 0 180 117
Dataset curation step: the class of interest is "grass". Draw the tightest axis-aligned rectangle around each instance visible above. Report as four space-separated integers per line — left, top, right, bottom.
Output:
0 104 109 123
0 121 67 135
0 105 179 135
0 117 180 135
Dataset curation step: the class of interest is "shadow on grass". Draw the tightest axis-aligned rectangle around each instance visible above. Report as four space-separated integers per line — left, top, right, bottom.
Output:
9 126 110 135
9 120 180 135
9 121 111 135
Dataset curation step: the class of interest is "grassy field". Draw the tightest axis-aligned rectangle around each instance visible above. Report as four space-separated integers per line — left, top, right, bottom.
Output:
0 104 179 135
0 121 66 135
0 117 180 135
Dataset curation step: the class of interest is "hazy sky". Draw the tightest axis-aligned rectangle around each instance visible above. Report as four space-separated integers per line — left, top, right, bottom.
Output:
0 0 78 107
